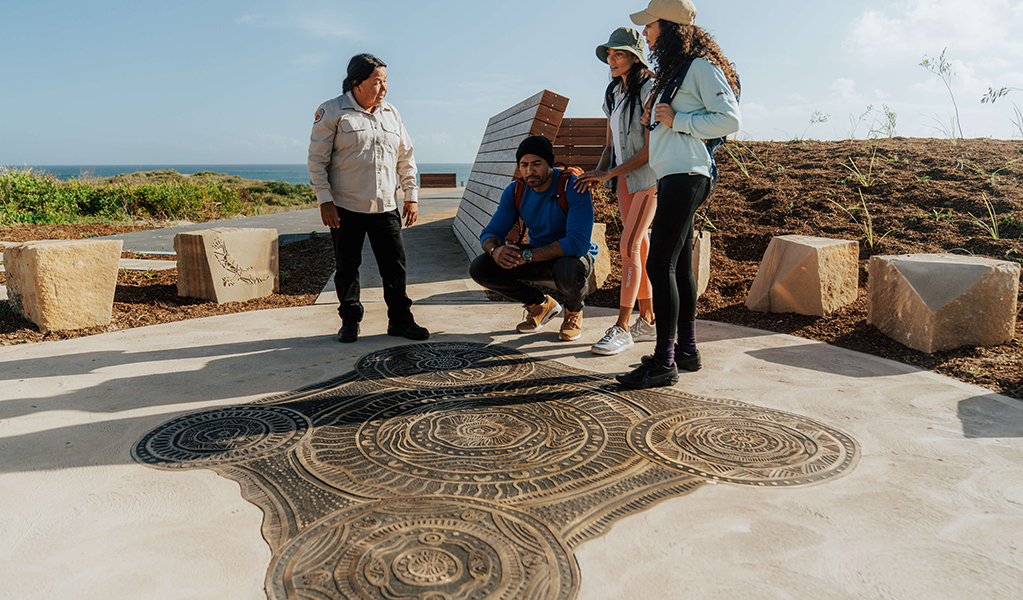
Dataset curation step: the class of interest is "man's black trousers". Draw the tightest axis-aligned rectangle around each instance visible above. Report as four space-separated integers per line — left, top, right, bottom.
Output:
469 251 594 312
330 206 414 326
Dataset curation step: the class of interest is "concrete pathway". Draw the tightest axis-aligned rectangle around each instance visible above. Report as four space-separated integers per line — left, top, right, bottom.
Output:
1 188 1022 599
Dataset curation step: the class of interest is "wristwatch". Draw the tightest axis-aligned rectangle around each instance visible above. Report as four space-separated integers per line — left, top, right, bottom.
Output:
522 249 532 263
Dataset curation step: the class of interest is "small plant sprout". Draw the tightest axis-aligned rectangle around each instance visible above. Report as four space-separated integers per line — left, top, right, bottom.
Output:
841 145 884 188
847 105 874 139
981 86 1021 104
723 144 750 178
919 48 963 139
981 86 1023 139
925 112 959 144
969 193 1001 239
798 111 830 141
829 191 892 248
877 104 898 138
723 141 768 178
697 212 717 231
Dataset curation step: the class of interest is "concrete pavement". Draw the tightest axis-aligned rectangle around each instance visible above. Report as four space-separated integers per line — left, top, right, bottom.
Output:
1 187 1022 599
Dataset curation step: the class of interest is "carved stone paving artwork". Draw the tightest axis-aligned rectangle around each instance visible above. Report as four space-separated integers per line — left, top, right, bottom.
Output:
134 342 860 599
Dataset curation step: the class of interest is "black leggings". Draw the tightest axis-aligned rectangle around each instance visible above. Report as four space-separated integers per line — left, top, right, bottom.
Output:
646 173 711 342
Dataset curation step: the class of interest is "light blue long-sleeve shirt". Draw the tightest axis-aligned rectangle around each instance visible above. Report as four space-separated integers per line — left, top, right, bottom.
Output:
648 57 741 179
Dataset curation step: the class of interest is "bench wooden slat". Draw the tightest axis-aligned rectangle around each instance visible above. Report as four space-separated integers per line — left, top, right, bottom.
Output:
419 173 457 188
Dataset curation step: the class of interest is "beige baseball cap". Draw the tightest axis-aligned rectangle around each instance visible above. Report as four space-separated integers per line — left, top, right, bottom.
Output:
630 0 697 25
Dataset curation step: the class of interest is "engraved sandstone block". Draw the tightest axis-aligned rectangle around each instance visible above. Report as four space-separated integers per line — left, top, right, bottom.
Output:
867 253 1020 353
174 228 279 303
746 235 858 316
3 239 122 333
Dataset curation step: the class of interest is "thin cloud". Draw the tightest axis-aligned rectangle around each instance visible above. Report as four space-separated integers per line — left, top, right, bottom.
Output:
844 0 1023 61
292 54 331 71
256 132 304 150
236 13 361 40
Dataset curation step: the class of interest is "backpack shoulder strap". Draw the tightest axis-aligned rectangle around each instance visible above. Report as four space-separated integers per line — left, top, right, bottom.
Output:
552 167 583 214
659 58 695 106
513 179 527 212
604 80 618 115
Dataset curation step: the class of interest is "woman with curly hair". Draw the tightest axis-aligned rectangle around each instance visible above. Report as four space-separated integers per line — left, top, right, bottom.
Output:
616 0 741 389
575 27 659 356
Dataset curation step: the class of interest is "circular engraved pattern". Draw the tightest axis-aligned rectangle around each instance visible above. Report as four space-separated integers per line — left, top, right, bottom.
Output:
355 342 535 388
266 498 577 600
300 385 641 502
629 407 859 486
394 547 461 585
133 406 310 469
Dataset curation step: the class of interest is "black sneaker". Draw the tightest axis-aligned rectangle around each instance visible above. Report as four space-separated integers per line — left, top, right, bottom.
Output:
616 358 679 389
641 347 702 372
676 350 702 372
387 321 430 341
337 322 359 343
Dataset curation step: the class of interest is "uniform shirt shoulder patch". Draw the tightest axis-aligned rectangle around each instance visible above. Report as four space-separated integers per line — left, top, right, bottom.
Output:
314 107 325 123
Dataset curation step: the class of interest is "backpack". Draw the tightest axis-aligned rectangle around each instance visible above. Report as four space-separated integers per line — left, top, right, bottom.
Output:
505 166 584 245
648 59 741 194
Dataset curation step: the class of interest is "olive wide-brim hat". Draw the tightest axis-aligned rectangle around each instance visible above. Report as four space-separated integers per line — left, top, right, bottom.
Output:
596 27 649 67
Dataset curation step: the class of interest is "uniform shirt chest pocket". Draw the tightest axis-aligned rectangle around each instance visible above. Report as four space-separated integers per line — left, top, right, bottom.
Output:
337 116 375 151
378 119 401 153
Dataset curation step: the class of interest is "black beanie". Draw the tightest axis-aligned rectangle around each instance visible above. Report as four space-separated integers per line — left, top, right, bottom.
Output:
516 135 555 167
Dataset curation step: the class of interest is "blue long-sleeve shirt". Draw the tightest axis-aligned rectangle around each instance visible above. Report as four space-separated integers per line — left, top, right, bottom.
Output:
480 171 598 258
649 57 741 179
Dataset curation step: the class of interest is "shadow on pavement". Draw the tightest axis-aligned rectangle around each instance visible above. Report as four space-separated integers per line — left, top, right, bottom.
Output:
959 394 1023 438
744 342 918 379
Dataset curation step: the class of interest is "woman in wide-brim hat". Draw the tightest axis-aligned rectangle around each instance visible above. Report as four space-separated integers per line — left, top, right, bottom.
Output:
576 27 659 357
615 0 741 389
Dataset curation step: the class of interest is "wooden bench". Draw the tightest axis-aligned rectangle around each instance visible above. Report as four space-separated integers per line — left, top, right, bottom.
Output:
420 173 457 188
454 89 569 260
554 118 608 172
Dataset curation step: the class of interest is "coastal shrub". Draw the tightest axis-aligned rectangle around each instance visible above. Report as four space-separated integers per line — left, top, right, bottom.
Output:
0 168 244 225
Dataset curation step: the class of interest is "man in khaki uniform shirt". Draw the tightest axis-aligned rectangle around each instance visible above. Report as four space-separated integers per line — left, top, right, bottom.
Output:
308 53 428 343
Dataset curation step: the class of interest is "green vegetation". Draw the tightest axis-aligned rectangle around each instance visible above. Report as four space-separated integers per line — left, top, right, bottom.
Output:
920 48 964 139
830 191 892 249
840 144 884 188
795 111 830 142
0 168 316 226
969 193 1003 239
722 141 768 179
848 104 898 140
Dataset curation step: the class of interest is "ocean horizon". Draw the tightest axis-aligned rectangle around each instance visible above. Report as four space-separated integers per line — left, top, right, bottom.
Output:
5 163 474 187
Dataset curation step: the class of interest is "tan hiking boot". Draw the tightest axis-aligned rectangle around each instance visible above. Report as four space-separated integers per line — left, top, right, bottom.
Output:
559 309 583 341
516 295 562 333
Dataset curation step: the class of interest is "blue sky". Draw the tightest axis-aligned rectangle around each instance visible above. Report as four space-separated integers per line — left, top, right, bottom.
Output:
2 0 1021 166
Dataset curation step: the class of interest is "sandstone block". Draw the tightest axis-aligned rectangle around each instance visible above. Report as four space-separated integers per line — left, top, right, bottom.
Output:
867 253 1020 353
174 228 278 303
746 235 858 316
3 239 122 333
591 223 611 289
693 230 711 297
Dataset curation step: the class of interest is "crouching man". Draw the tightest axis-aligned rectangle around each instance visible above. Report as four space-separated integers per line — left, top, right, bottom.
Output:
469 135 597 341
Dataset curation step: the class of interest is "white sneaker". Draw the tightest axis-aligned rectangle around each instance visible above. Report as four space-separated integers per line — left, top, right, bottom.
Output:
591 325 634 355
630 316 656 342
